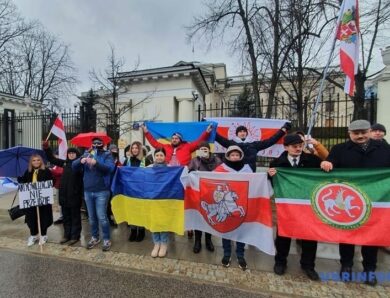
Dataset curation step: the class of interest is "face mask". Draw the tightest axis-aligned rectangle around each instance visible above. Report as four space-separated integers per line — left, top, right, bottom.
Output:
197 150 209 158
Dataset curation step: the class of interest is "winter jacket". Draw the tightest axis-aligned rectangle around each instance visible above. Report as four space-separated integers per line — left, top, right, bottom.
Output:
18 168 53 231
44 147 84 208
326 139 390 168
215 129 285 171
188 154 222 172
72 149 115 192
145 131 210 166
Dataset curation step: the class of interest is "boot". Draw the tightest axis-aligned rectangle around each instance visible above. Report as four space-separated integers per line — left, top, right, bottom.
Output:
151 243 160 258
205 233 214 252
193 230 202 253
136 227 145 242
128 228 137 242
159 243 168 257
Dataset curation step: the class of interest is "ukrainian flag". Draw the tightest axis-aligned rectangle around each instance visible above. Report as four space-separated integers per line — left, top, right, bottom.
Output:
111 166 185 235
145 121 217 144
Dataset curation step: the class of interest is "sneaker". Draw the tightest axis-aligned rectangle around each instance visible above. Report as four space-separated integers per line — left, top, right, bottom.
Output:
39 235 48 245
221 256 231 268
87 237 100 249
102 240 112 252
27 235 38 247
237 257 247 271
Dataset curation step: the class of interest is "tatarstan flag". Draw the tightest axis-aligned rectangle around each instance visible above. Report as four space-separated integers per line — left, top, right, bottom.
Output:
273 168 390 246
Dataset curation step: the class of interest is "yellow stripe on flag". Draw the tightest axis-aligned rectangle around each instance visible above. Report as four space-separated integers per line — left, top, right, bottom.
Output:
111 195 184 235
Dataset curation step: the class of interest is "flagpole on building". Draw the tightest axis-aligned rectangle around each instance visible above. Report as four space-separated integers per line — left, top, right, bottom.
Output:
306 0 347 136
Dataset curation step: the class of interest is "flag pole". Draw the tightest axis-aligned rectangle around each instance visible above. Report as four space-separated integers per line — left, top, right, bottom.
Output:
306 0 346 136
45 132 52 142
36 206 43 253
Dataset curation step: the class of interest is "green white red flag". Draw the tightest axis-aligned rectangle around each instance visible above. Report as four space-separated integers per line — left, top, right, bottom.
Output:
273 168 390 246
337 0 359 96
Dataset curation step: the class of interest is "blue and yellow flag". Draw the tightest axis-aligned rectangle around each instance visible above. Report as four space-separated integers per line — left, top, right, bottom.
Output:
145 121 216 144
111 166 185 234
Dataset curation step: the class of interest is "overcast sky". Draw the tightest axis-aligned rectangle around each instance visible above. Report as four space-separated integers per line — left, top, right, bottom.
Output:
13 0 242 102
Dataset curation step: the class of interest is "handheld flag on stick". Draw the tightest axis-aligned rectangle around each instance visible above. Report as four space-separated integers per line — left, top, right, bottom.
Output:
48 116 67 160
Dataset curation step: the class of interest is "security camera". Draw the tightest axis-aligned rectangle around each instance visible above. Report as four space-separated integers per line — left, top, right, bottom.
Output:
192 90 199 100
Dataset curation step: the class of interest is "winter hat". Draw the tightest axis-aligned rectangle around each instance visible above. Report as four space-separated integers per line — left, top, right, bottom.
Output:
283 134 304 146
171 132 183 141
67 147 80 155
109 144 118 152
225 145 244 161
371 123 386 134
198 141 210 150
235 125 248 135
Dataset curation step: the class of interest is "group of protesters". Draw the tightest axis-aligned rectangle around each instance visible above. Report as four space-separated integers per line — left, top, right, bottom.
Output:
17 118 389 286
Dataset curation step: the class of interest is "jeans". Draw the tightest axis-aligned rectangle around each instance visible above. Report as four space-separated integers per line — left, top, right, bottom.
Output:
222 238 245 258
84 190 111 241
152 232 169 244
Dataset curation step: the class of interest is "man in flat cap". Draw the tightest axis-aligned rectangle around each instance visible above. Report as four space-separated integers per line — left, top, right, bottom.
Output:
268 133 322 281
321 119 390 286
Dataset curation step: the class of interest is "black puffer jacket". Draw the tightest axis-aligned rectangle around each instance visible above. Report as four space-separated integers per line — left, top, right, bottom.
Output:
44 147 84 207
216 129 285 171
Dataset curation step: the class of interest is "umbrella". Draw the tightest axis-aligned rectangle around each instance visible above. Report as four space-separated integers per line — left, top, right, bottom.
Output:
0 146 46 178
71 132 112 148
0 177 18 195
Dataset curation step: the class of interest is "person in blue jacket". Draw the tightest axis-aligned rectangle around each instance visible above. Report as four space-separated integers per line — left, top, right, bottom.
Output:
72 137 115 251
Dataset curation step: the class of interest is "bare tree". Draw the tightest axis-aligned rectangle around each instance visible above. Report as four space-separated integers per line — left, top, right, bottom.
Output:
89 45 155 143
187 0 264 117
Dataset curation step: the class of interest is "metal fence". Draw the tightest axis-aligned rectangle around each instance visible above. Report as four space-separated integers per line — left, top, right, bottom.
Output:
197 93 374 150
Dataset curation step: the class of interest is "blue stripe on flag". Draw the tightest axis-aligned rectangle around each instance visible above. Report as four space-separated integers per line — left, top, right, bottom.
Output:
145 121 216 142
111 166 185 200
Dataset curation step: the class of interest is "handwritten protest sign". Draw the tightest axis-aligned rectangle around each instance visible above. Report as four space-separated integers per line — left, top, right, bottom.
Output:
18 180 54 209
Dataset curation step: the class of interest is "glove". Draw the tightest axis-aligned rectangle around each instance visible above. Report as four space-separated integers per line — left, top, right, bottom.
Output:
281 122 292 132
42 141 49 150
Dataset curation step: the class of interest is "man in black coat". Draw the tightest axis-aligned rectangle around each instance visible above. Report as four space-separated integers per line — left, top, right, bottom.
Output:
321 119 390 286
43 142 84 245
215 122 291 172
268 134 322 281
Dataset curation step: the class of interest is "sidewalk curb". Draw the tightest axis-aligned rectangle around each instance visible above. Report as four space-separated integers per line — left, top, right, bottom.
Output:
0 236 388 297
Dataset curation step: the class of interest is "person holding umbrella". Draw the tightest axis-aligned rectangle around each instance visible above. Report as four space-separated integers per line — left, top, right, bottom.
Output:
72 137 115 251
18 154 53 246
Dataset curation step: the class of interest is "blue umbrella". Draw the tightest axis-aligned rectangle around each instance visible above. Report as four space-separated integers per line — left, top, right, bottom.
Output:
0 146 46 178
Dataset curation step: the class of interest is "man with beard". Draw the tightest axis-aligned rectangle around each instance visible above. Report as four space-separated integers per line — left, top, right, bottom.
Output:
321 120 390 286
142 124 212 166
72 137 115 252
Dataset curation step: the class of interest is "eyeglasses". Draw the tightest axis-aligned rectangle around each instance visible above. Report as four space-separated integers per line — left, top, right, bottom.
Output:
92 141 103 146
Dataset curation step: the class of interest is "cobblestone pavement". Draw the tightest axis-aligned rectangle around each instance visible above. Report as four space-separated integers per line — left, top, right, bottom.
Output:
0 192 390 297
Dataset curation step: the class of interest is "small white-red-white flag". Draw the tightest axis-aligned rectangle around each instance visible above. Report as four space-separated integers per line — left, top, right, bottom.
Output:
337 0 360 96
50 116 68 160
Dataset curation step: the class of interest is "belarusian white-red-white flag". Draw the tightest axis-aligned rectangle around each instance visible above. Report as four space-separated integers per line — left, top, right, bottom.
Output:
182 171 275 255
205 117 287 158
50 116 67 160
337 0 359 96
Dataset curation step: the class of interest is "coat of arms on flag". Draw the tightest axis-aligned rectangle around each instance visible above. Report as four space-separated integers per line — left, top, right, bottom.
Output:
182 170 275 255
199 179 248 232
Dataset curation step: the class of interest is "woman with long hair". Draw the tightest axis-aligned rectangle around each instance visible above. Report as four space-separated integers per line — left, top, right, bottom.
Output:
18 154 53 246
